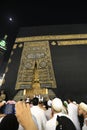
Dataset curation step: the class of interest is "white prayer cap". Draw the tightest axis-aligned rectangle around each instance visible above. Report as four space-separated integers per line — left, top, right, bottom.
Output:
79 102 87 112
47 100 52 107
52 98 63 112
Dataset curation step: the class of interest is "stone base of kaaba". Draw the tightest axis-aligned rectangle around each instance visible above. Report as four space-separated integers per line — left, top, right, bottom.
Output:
13 89 56 101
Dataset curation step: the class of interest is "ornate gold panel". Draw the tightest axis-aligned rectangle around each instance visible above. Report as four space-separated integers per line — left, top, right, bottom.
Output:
15 41 57 90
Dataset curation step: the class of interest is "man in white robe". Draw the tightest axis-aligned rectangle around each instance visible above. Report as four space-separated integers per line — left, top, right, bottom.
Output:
67 99 81 130
45 97 76 130
78 102 87 130
30 97 47 130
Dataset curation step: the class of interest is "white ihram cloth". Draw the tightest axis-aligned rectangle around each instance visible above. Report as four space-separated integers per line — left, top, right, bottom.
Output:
45 108 52 120
68 103 81 130
45 112 72 130
82 118 87 130
30 105 47 130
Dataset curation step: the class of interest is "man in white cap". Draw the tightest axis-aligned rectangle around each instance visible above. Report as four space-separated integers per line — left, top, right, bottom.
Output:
78 102 87 130
45 97 76 130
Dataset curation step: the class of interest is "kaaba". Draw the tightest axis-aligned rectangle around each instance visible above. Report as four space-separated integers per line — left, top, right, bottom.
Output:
1 24 87 102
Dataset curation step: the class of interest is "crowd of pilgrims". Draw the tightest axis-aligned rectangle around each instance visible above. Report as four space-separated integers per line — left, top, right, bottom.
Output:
0 91 87 130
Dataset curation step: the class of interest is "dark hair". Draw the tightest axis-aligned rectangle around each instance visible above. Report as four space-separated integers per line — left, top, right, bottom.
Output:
0 114 19 130
78 114 84 129
56 115 76 130
32 97 39 105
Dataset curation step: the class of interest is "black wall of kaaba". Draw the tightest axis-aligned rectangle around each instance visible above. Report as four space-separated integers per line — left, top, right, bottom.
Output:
50 44 87 102
1 24 87 103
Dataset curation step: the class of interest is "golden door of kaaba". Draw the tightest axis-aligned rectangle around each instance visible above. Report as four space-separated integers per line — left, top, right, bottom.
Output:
14 41 56 99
